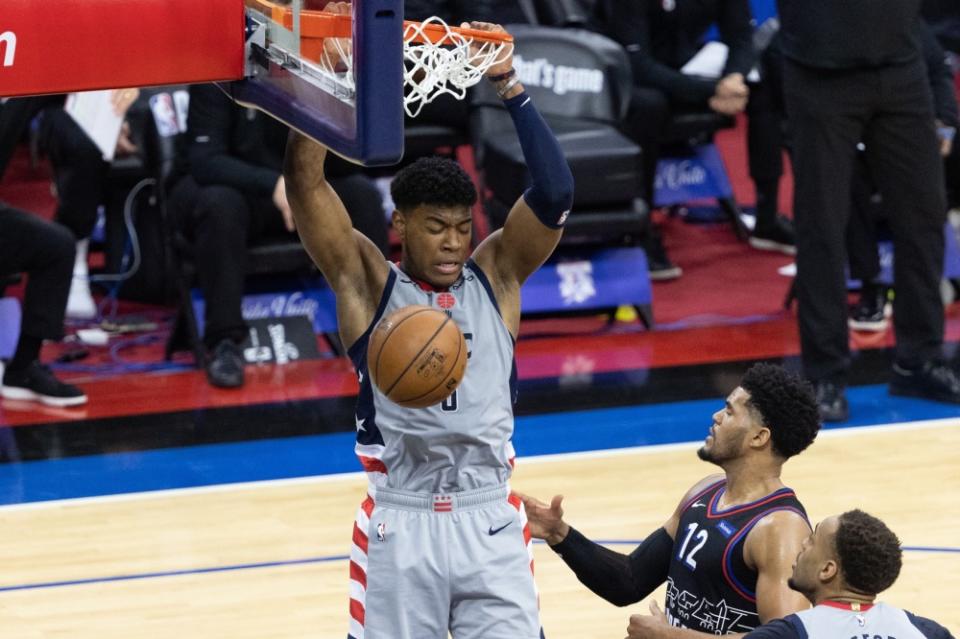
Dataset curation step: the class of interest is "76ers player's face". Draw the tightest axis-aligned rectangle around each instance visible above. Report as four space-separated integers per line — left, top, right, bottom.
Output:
394 205 473 288
699 386 756 464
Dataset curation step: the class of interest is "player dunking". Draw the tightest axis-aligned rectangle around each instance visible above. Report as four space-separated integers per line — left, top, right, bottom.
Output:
284 22 573 639
519 364 821 639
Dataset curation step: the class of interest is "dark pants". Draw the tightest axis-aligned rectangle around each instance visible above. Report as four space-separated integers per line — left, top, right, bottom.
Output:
746 42 787 187
169 172 387 348
783 57 947 383
0 204 75 341
39 108 110 240
847 153 884 285
621 86 673 205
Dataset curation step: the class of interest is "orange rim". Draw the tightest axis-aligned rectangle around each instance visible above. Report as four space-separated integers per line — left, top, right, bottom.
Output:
246 0 513 45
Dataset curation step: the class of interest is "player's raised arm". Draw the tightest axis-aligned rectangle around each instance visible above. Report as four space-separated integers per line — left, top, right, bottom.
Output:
472 23 574 310
283 132 388 347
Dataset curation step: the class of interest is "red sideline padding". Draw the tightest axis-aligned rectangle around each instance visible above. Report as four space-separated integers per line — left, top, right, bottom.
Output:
0 0 245 97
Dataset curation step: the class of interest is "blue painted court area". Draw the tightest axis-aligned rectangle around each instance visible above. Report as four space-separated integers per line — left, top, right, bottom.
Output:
0 384 957 505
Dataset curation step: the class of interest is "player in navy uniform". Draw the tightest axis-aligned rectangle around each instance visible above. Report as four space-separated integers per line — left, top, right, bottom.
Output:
521 363 821 637
673 510 953 639
285 21 573 639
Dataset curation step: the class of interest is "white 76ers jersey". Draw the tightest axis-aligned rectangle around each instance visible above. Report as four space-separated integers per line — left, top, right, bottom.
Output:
346 260 518 493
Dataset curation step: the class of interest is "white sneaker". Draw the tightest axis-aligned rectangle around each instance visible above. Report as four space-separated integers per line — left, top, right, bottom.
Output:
66 238 96 320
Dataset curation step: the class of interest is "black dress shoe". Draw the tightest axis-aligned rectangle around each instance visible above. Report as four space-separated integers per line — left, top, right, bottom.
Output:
889 361 960 404
814 381 848 422
206 339 246 389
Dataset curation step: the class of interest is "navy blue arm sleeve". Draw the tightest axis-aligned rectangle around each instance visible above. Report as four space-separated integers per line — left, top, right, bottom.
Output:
503 92 574 228
548 526 672 606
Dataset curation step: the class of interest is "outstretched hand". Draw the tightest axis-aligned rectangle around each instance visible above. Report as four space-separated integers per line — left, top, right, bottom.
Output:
514 491 568 545
625 601 670 639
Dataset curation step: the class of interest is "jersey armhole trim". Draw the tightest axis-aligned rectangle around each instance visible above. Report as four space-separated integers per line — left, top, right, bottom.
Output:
721 506 808 603
680 478 726 513
466 258 503 317
466 258 518 348
347 266 398 364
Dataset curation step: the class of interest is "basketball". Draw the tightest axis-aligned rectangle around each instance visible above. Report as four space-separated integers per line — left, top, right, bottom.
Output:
367 305 468 408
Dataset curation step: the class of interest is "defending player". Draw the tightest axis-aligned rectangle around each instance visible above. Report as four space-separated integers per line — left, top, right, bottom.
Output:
284 22 573 639
520 364 821 638
632 510 955 639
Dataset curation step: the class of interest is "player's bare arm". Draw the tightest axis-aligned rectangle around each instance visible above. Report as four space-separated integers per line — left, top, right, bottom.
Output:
283 132 389 348
470 22 573 337
744 510 811 621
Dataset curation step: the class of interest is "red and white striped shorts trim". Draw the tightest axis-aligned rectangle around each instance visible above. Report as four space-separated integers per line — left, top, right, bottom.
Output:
348 494 375 639
508 493 538 595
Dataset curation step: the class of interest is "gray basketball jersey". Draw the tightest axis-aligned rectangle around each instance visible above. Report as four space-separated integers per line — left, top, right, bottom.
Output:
346 260 518 493
781 602 947 639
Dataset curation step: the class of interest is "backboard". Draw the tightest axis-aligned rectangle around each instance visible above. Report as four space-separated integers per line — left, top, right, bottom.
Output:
221 0 405 166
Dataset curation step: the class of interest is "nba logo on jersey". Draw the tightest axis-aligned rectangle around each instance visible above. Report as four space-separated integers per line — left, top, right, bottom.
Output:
715 520 736 538
436 292 456 309
377 522 386 542
433 495 453 512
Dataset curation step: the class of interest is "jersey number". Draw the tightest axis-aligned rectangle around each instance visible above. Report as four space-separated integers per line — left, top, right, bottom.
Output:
677 523 708 570
441 333 471 413
441 390 458 412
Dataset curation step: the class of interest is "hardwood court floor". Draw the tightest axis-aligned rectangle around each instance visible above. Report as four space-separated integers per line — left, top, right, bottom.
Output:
0 419 956 639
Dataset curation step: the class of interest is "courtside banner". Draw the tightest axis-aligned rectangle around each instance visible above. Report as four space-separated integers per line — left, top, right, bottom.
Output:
0 0 244 97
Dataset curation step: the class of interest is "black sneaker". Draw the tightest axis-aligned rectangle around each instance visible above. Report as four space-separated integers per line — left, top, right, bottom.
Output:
644 233 682 281
749 214 796 255
206 339 246 389
1 361 87 407
889 361 960 404
849 285 890 332
814 381 848 422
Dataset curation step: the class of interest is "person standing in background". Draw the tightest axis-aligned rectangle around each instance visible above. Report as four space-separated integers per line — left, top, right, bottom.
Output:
778 0 960 421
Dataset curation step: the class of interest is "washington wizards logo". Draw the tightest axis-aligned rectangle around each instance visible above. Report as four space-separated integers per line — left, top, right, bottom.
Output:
437 292 456 309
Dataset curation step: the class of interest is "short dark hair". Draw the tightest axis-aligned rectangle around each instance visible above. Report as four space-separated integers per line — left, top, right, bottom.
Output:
835 510 902 594
740 363 820 458
390 157 477 212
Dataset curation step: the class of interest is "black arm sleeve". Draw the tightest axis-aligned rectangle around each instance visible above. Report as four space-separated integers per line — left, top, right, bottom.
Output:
592 0 715 103
719 0 755 77
906 611 956 639
185 84 279 196
548 526 673 607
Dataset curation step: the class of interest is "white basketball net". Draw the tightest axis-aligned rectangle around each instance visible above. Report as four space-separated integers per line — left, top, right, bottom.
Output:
313 16 511 118
401 17 512 118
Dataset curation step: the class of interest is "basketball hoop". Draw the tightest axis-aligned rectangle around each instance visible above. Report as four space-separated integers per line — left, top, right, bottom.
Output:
245 1 513 118
402 17 512 117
